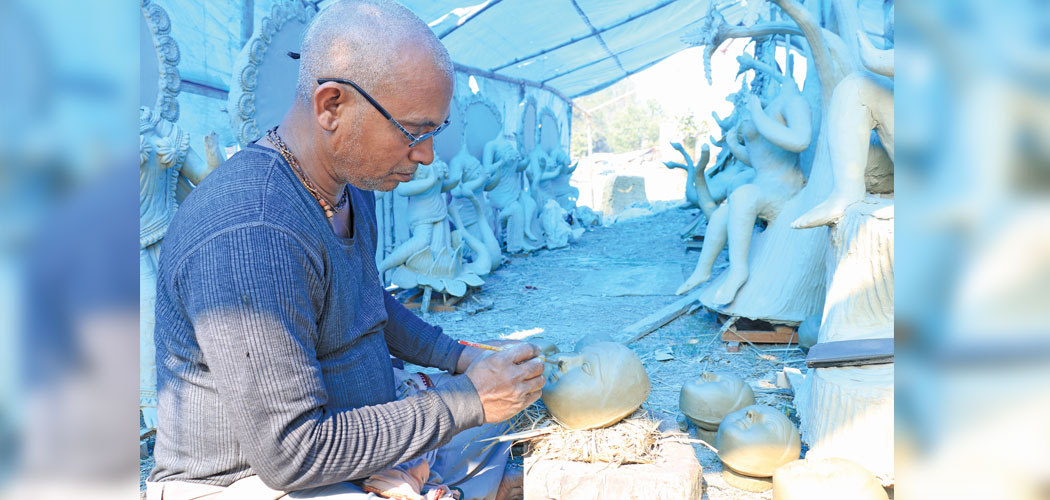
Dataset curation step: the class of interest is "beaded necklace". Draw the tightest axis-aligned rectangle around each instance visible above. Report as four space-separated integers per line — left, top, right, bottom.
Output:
266 126 348 220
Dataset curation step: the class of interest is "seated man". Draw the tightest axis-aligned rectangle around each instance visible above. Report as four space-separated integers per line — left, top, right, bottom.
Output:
146 1 544 499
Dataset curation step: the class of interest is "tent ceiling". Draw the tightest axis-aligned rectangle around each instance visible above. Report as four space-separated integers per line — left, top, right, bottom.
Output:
357 0 747 99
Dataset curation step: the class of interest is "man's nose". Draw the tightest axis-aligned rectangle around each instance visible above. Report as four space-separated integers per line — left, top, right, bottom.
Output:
407 137 435 165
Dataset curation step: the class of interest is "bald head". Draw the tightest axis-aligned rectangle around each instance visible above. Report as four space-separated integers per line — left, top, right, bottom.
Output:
295 0 454 105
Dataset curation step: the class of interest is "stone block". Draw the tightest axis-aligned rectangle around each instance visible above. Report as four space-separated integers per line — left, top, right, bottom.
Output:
601 175 648 217
523 418 702 500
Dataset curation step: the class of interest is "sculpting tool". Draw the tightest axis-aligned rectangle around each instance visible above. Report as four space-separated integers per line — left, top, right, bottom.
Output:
457 340 558 364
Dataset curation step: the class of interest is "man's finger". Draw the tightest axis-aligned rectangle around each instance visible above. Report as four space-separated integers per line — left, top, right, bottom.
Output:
502 343 539 364
523 389 542 406
522 373 545 394
516 358 545 380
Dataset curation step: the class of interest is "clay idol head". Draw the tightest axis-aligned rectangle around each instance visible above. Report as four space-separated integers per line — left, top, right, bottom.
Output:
715 405 801 478
541 341 650 430
772 458 888 500
680 371 756 431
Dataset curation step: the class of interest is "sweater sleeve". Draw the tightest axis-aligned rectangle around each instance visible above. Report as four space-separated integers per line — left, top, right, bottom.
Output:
382 292 465 373
176 223 484 490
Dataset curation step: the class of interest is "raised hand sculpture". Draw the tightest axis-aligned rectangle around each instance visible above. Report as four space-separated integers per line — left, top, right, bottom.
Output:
678 70 812 305
664 142 711 213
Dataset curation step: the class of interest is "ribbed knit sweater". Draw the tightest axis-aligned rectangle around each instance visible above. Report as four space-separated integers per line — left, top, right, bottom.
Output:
148 144 484 490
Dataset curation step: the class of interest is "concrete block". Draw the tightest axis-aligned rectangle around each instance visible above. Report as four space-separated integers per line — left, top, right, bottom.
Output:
601 176 648 217
524 418 702 500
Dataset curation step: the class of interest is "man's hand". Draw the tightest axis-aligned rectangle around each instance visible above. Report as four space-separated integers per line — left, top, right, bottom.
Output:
456 339 529 374
464 343 545 423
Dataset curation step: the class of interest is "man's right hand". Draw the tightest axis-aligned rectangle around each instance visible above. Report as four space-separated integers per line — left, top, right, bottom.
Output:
464 343 545 423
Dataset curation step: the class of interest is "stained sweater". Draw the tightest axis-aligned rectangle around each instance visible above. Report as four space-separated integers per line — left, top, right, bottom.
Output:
148 144 484 490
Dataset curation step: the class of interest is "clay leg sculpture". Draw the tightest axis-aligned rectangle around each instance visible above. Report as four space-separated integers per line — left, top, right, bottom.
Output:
449 203 492 276
521 193 540 243
715 183 764 305
677 204 729 295
497 202 526 253
378 223 434 273
793 73 894 229
472 195 503 272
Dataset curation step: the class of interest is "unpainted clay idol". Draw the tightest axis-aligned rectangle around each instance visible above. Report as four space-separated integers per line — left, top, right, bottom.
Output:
542 342 650 430
716 405 801 478
772 458 888 500
679 371 756 431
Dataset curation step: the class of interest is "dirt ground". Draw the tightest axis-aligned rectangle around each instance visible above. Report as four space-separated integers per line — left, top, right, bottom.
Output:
140 204 808 499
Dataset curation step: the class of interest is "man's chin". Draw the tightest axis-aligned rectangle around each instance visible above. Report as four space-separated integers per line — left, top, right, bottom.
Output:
375 180 401 192
347 178 390 192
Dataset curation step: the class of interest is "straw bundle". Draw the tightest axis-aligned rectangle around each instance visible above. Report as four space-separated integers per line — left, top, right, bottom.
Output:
505 401 664 466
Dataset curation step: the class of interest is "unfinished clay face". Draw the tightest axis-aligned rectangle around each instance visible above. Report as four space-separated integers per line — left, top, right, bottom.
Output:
679 372 756 431
772 458 888 500
542 342 650 430
716 405 801 477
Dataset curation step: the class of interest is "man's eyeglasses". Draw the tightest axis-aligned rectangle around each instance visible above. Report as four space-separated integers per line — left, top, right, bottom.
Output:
317 78 450 147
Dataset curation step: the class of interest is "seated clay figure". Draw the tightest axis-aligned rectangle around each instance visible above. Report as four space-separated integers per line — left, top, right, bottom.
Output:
448 143 502 272
378 158 458 274
379 157 484 297
677 56 812 305
679 371 756 431
716 404 801 487
483 133 539 253
549 148 579 211
792 27 894 229
772 458 888 500
522 147 552 248
542 341 650 430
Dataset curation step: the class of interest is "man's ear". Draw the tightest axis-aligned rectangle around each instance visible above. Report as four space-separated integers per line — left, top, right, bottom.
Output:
313 83 352 132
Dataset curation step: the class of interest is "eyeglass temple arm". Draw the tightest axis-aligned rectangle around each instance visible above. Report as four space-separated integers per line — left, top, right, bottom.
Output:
316 78 393 120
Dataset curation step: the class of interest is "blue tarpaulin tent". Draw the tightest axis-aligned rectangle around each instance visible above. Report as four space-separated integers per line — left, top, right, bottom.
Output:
167 0 747 101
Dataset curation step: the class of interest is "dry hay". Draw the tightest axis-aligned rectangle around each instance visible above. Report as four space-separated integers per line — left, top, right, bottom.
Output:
506 401 666 466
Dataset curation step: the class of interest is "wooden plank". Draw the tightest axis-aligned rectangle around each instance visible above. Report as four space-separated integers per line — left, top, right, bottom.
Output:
721 325 798 344
726 341 740 353
805 338 894 368
443 294 465 307
404 302 457 313
396 288 424 304
623 290 703 343
683 240 705 251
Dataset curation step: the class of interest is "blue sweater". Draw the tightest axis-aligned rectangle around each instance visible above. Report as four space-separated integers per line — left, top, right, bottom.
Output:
149 144 484 490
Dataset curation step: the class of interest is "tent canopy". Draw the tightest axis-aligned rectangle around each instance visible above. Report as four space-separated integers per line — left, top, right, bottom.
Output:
367 0 747 99
168 0 749 103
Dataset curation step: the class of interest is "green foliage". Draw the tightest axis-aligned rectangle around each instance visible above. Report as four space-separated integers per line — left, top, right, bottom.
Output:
570 81 665 158
674 113 711 157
